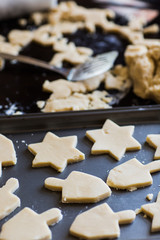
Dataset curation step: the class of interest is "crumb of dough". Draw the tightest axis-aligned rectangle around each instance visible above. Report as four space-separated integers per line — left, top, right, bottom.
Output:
146 193 153 201
8 30 34 47
18 18 27 26
36 101 45 109
128 187 137 192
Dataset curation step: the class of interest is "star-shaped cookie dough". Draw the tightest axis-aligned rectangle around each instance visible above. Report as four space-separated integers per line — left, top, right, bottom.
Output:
86 119 141 160
28 132 85 172
70 203 135 239
141 191 160 232
146 134 160 159
0 134 17 177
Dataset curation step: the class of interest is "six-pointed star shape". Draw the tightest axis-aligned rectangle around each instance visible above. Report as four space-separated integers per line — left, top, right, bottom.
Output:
86 119 141 160
141 191 160 232
28 132 85 172
146 134 160 159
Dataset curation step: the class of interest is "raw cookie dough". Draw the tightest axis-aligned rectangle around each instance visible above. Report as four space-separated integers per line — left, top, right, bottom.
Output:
0 134 17 177
8 30 34 47
146 134 160 159
86 119 141 161
45 171 111 203
70 203 136 239
28 132 85 172
0 207 62 240
146 193 153 201
107 158 160 190
0 178 20 220
141 191 160 232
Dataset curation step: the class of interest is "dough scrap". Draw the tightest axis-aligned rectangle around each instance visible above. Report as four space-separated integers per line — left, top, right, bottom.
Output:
107 158 160 190
70 203 135 239
45 171 111 203
146 193 153 201
146 134 160 159
28 132 85 172
0 207 62 240
0 178 20 220
86 119 141 161
41 91 111 112
141 191 160 232
125 43 160 103
0 134 17 177
43 79 86 99
104 64 132 91
0 42 21 55
8 30 34 47
50 39 93 67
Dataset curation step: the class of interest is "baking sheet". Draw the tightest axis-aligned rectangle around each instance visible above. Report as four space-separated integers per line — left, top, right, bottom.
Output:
0 1 160 115
1 108 160 239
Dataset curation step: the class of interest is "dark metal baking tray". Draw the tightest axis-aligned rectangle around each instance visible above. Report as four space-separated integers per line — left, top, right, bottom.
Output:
0 1 160 115
0 107 160 239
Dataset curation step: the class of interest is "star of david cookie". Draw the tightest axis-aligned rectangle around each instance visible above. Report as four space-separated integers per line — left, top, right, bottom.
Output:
28 132 85 172
141 191 160 232
45 171 111 203
86 119 141 160
70 203 135 239
0 207 62 240
107 158 160 190
0 134 17 177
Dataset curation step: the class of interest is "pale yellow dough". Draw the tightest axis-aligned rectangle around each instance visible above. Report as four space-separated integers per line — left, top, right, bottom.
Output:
86 119 141 161
8 30 33 47
45 171 111 203
70 203 135 239
107 158 160 190
0 178 20 220
146 134 160 159
141 191 160 232
0 207 62 240
0 134 17 177
28 132 85 172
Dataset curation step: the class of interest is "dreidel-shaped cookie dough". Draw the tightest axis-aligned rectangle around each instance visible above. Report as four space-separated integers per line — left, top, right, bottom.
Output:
28 132 85 172
146 134 160 159
0 134 17 177
107 158 160 190
0 207 62 240
70 203 136 239
141 191 160 232
86 119 141 161
45 171 111 203
0 178 20 220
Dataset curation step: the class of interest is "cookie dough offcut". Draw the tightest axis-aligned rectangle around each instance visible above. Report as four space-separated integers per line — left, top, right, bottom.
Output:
0 134 17 177
86 119 141 161
28 132 85 172
70 203 135 239
45 171 111 203
107 158 160 190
